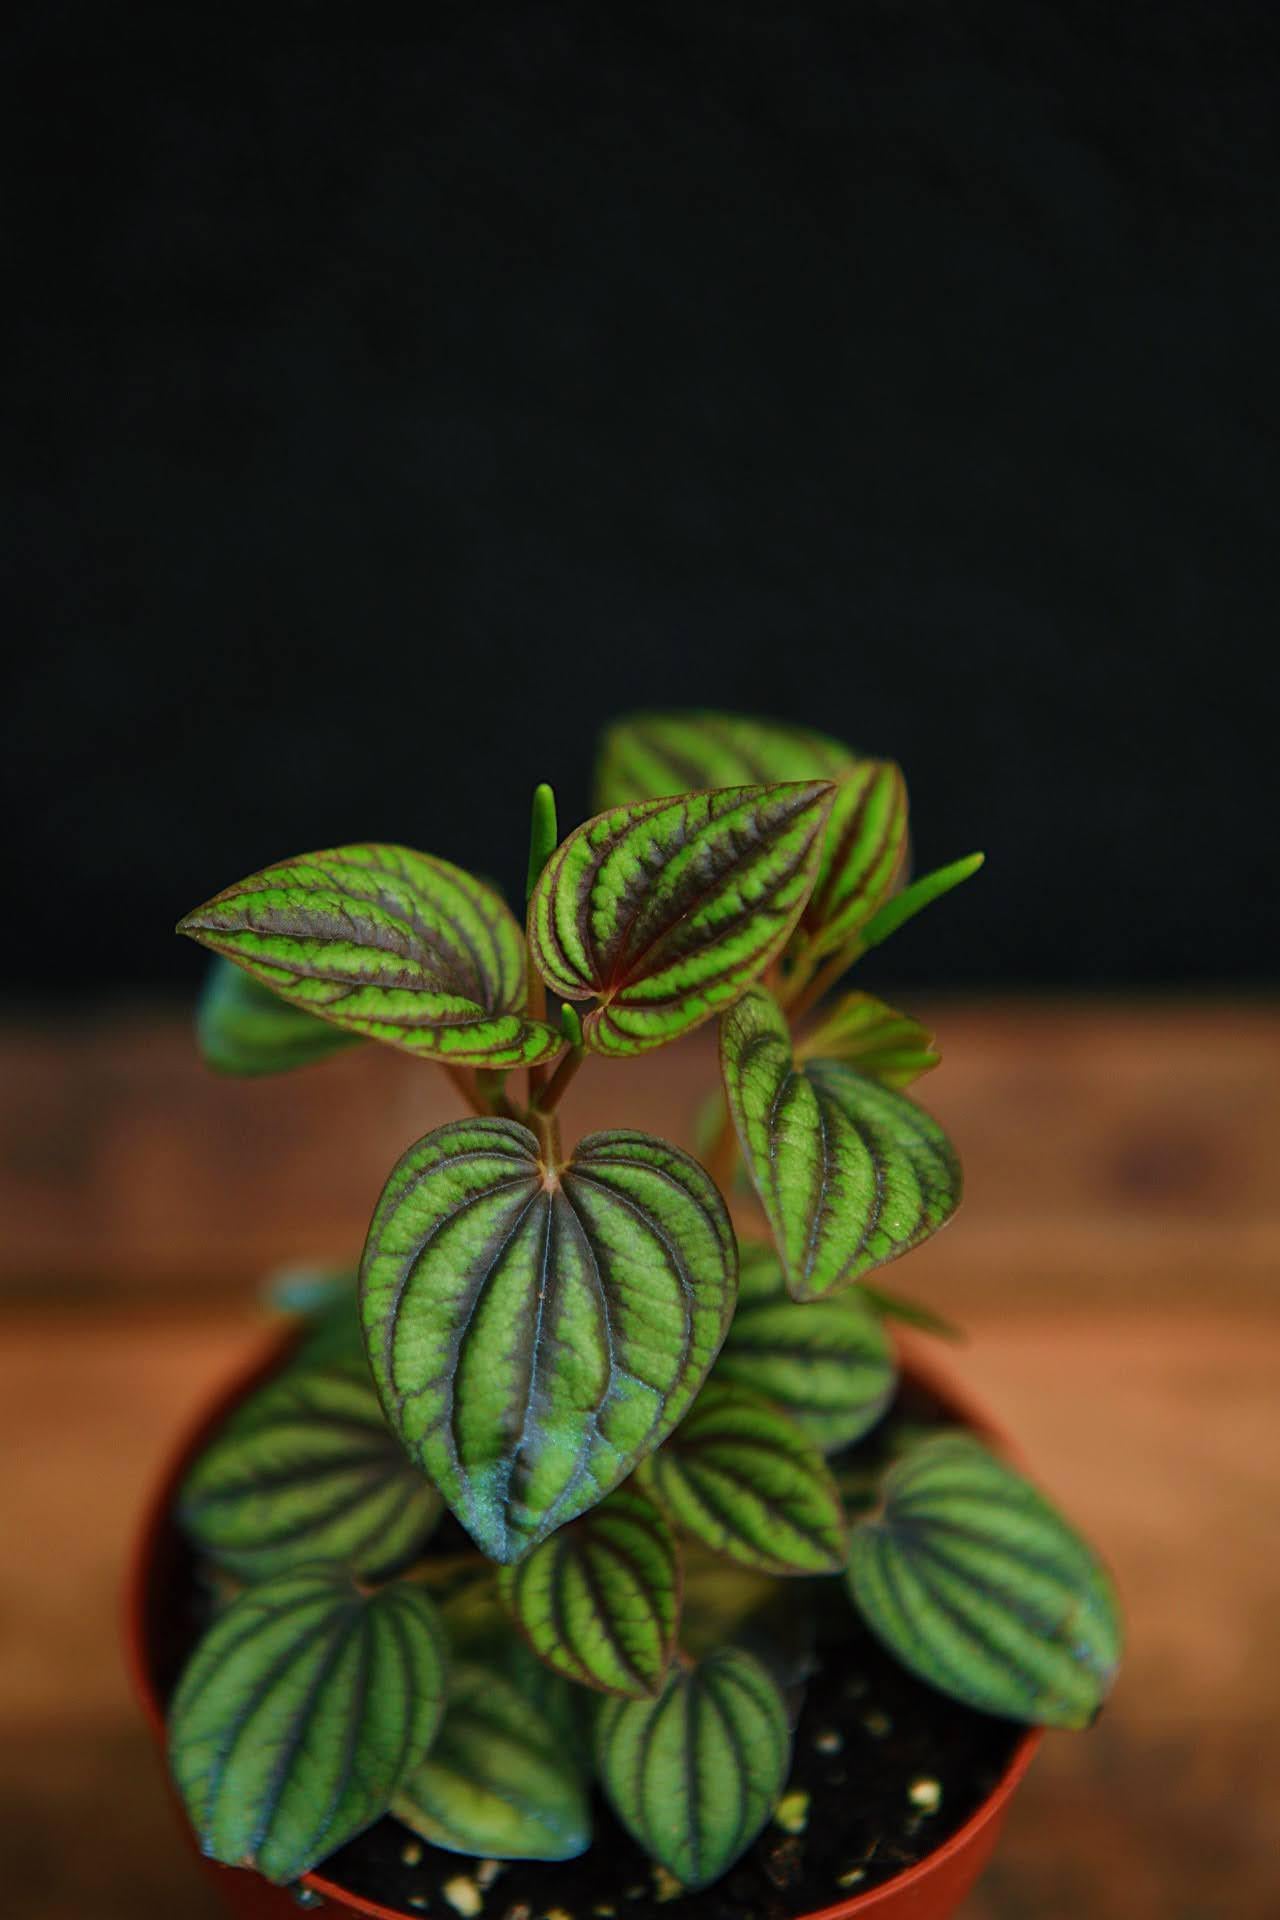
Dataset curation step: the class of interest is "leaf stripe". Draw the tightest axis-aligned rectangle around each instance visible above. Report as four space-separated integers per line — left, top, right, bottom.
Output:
529 785 835 1057
170 1571 448 1885
847 1435 1122 1728
595 1647 791 1890
361 1120 735 1562
722 988 960 1302
646 1384 847 1574
179 845 560 1068
179 1366 442 1581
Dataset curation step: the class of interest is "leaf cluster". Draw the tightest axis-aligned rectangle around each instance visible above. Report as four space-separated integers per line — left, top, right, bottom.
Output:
168 711 1122 1897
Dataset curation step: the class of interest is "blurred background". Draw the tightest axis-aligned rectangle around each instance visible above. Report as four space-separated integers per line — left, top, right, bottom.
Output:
4 4 1277 1917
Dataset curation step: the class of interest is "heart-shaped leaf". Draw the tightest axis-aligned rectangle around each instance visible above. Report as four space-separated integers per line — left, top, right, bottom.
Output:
360 1118 736 1563
497 1483 680 1697
800 761 909 959
197 958 364 1076
393 1658 590 1862
595 1646 791 1890
179 1362 443 1581
796 991 939 1090
714 1244 896 1452
179 844 561 1069
168 1568 448 1884
595 711 858 808
642 1384 847 1574
848 1432 1123 1728
527 784 835 1056
721 987 961 1301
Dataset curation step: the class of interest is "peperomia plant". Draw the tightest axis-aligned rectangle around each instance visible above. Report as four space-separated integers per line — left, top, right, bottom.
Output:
167 711 1122 1900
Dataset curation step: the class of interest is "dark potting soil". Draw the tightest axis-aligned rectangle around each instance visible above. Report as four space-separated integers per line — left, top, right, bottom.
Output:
151 1374 1024 1920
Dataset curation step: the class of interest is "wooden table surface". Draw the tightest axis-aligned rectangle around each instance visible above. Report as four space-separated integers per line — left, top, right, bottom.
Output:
4 1000 1278 1920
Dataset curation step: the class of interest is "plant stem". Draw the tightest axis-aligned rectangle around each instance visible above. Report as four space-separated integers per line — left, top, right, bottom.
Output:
785 943 860 1023
534 1042 585 1116
526 966 550 1104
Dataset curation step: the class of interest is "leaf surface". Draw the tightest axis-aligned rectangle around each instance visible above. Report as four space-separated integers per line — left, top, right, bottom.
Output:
498 1483 680 1697
595 1647 791 1889
179 844 560 1068
197 959 365 1075
800 761 909 958
642 1383 847 1574
393 1660 590 1861
179 1363 442 1581
721 987 961 1300
848 1433 1123 1727
527 784 834 1056
594 711 858 808
168 1568 447 1884
360 1118 736 1562
796 991 939 1090
714 1244 896 1451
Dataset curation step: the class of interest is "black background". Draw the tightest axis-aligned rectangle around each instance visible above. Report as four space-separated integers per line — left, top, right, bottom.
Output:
7 2 1277 1002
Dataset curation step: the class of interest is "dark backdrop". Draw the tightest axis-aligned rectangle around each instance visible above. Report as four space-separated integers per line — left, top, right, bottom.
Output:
7 2 1278 1001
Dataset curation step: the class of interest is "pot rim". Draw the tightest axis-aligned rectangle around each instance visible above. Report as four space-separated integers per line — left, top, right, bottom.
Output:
124 1326 1041 1920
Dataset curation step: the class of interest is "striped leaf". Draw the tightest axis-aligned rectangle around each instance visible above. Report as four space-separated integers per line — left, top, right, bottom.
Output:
527 783 835 1057
168 1568 448 1884
796 991 940 1090
179 1362 443 1582
393 1659 591 1861
848 1433 1123 1728
178 844 560 1069
642 1384 847 1574
360 1118 736 1563
498 1484 680 1697
594 710 859 808
800 761 909 959
714 1244 896 1452
595 1647 791 1890
721 986 961 1301
197 958 364 1076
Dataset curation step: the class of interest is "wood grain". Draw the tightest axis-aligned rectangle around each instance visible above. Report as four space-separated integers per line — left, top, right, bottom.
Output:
2 1001 1277 1918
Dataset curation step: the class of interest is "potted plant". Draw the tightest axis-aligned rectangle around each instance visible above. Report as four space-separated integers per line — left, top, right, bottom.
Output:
128 710 1122 1920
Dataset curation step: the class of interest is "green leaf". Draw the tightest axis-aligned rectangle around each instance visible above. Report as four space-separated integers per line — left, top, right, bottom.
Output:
714 1244 896 1451
642 1384 847 1574
796 991 940 1090
526 782 559 904
594 711 858 809
721 986 962 1301
527 783 835 1057
855 852 985 956
197 959 365 1076
595 1647 791 1890
393 1659 590 1862
179 1362 443 1582
360 1118 737 1563
178 844 561 1069
859 1282 963 1342
800 761 909 958
497 1484 680 1697
168 1568 448 1884
847 1433 1123 1728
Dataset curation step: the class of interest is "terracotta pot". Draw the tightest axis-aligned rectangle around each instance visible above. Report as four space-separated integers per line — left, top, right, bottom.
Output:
125 1333 1041 1920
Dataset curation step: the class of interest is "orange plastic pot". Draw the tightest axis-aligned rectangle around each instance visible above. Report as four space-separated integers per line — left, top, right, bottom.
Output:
125 1333 1040 1920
